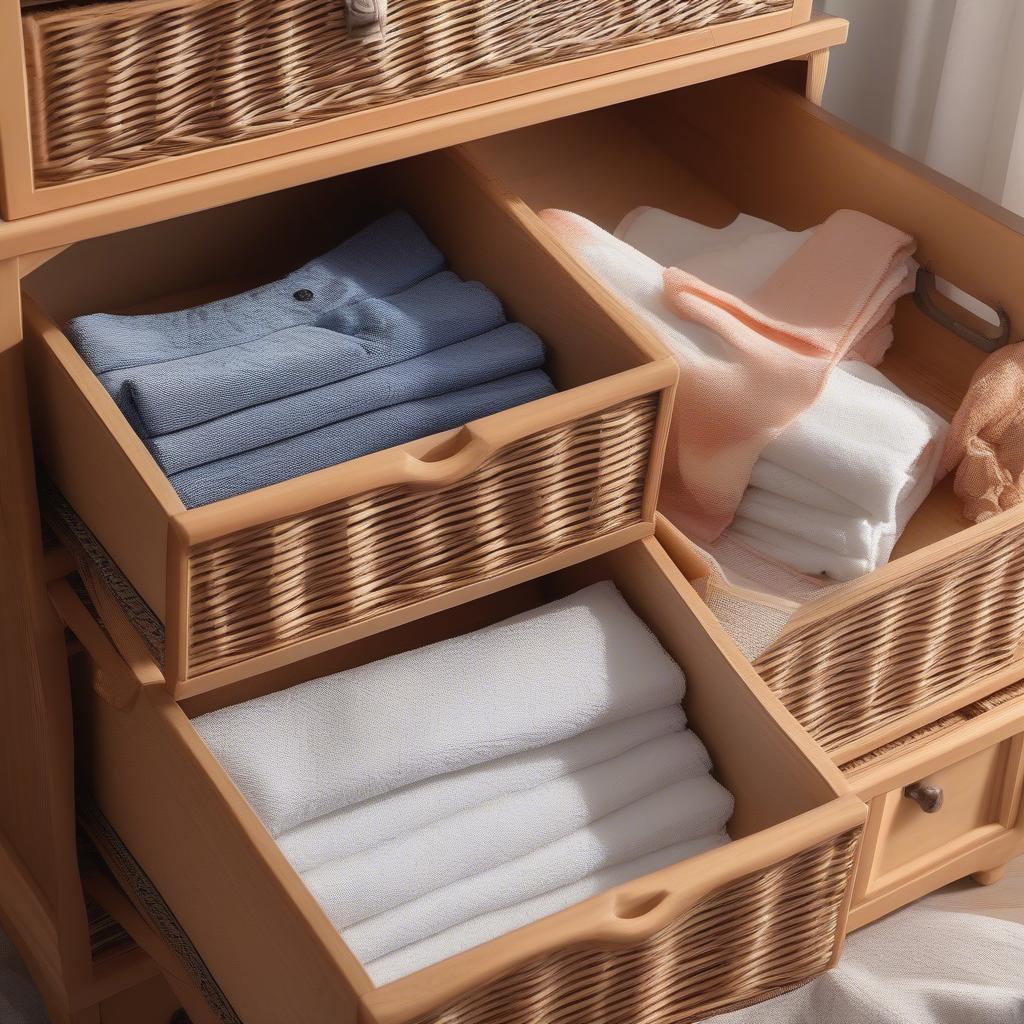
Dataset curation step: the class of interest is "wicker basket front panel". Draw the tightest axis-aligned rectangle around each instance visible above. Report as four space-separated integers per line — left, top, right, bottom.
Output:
24 0 793 186
754 518 1024 755
410 829 861 1024
185 394 657 677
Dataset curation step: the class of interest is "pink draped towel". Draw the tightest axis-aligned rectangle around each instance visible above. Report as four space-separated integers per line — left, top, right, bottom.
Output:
541 208 916 542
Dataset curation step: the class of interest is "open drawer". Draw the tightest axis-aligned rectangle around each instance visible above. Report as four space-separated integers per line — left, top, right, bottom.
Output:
23 147 677 699
459 70 1024 765
53 536 865 1024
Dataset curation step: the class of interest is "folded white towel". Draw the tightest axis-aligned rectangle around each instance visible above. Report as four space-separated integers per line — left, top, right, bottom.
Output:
344 773 733 965
303 732 712 930
365 831 731 986
616 207 813 299
279 706 685 874
193 581 685 835
615 207 895 365
730 517 874 582
731 361 949 580
758 362 948 525
749 460 865 518
737 488 882 564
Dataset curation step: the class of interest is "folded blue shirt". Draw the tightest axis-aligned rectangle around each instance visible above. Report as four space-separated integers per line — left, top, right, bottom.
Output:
170 370 556 508
105 271 506 436
65 210 445 375
149 323 546 475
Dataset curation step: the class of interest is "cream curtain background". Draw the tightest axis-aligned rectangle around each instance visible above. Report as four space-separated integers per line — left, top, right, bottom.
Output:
816 0 1024 215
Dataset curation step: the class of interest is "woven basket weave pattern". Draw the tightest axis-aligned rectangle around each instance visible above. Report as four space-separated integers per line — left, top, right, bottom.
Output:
754 519 1024 755
412 829 861 1024
842 679 1024 775
24 0 792 185
185 394 658 677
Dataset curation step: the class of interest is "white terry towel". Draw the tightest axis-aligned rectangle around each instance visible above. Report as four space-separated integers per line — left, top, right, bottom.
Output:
617 207 815 303
279 706 685 874
303 732 713 930
616 207 900 366
193 581 685 836
365 831 731 986
731 362 949 580
344 773 733 964
758 361 948 525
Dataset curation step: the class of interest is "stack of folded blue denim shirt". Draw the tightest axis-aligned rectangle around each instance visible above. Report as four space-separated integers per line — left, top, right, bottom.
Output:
66 211 556 508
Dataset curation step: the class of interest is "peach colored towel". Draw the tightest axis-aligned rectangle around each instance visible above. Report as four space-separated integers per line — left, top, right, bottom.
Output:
542 208 916 542
941 342 1024 523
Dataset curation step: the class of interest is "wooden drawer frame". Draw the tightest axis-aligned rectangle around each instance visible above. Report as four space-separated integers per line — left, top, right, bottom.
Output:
0 21 851 1024
52 536 866 1024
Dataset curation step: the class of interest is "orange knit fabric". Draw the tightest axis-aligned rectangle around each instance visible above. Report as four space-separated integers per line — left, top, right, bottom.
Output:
942 342 1024 523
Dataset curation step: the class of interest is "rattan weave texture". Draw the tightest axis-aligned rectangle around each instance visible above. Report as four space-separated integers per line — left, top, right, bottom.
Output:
24 0 792 186
754 520 1024 755
413 829 861 1024
185 393 658 677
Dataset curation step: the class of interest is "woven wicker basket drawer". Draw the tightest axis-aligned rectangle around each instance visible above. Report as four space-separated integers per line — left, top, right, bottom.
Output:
11 0 810 208
461 70 1024 767
24 148 677 699
55 537 865 1024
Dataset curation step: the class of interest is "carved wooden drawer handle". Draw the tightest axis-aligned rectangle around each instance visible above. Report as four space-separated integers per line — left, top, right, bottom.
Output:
904 782 944 813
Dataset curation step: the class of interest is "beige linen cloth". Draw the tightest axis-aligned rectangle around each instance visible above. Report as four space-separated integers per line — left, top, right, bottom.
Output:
705 908 1024 1023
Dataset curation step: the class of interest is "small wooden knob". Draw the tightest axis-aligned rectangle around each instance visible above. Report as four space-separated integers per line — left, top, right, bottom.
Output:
904 782 944 813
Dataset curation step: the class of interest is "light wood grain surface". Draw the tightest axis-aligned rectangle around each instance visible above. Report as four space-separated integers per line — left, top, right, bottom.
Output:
918 855 1024 925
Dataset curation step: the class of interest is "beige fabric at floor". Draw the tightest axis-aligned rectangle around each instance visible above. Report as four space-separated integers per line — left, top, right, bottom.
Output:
708 907 1024 1023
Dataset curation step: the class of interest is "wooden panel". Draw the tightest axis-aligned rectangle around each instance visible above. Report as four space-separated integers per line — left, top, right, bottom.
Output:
875 742 1008 880
848 726 1024 931
22 298 179 619
0 257 98 1019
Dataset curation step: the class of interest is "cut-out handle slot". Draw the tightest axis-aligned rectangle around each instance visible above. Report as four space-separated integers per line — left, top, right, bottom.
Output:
613 890 670 920
402 427 495 488
914 267 1011 353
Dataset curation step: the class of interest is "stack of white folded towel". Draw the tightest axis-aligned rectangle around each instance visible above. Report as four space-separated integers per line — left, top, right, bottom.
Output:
732 361 948 581
193 581 734 985
616 207 949 582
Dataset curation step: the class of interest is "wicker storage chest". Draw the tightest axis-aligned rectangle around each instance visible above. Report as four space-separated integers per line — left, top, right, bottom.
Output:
459 71 1024 765
54 536 865 1024
24 147 677 698
20 0 806 189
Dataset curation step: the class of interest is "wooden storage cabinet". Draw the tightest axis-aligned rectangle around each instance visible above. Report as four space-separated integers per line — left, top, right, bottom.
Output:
0 12 871 1024
52 537 866 1024
7 7 1024 1018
